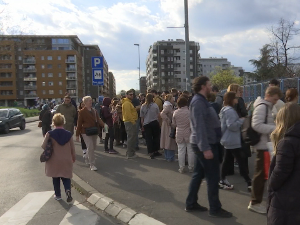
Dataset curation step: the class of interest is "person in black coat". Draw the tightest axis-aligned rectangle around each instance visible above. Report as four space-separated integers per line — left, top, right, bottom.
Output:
268 103 300 225
39 104 52 137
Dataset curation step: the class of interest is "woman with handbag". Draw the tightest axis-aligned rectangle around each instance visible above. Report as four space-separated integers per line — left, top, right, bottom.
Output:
173 97 194 173
39 104 52 137
160 94 177 162
76 96 104 171
42 113 75 202
140 94 161 159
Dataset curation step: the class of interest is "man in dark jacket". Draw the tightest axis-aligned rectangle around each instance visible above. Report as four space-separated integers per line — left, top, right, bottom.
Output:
39 104 52 137
102 97 118 154
185 76 232 218
212 86 223 112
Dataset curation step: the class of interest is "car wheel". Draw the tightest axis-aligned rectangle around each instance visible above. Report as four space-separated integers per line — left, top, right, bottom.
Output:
20 120 26 130
4 124 9 134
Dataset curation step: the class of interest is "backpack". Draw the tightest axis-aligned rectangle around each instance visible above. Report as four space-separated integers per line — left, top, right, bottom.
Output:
241 103 268 146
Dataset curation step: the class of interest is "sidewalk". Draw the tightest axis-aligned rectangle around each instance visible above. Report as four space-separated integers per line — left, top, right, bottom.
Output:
72 141 267 225
25 116 39 123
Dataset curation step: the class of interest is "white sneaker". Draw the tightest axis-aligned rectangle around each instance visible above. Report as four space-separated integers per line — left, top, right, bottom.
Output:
90 165 98 171
188 167 194 173
248 202 266 214
219 179 234 190
178 167 185 174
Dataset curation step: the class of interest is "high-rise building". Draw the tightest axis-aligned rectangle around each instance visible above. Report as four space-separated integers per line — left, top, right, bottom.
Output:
146 39 200 92
108 72 116 99
139 76 147 94
0 35 110 107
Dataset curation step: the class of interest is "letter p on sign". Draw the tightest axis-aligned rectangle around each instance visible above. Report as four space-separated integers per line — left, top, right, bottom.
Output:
91 56 103 68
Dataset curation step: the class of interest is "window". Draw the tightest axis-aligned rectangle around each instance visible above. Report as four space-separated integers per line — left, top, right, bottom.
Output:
19 65 22 69
58 81 62 86
161 50 164 54
167 57 170 61
190 65 193 69
161 65 164 69
59 90 62 95
161 58 164 62
58 73 62 77
47 56 52 60
42 73 45 77
18 56 22 60
161 72 165 77
171 57 173 61
47 64 52 69
18 47 21 51
19 91 23 95
41 56 44 60
41 65 45 69
190 57 193 61
190 50 193 54
58 64 61 68
48 73 53 77
58 56 61 60
42 82 45 86
87 69 89 73
168 72 170 75
43 90 46 95
48 82 54 86
49 90 54 94
171 72 174 75
168 64 170 69
171 64 173 68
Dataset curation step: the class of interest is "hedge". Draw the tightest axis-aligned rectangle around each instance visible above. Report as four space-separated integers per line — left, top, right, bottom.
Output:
0 107 40 118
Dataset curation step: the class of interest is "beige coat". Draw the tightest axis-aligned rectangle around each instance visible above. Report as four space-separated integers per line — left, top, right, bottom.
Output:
172 106 191 144
42 132 75 178
160 103 177 151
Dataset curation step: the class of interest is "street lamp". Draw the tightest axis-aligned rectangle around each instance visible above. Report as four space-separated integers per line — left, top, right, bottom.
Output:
134 44 140 91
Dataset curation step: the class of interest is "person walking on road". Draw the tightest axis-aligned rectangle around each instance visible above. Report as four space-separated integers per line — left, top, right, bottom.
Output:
172 97 194 173
56 95 77 134
78 102 88 164
102 97 118 154
76 96 104 171
140 94 161 159
248 86 281 214
185 76 232 218
95 96 104 144
268 103 300 225
42 113 75 203
160 94 177 162
122 90 138 159
39 104 52 137
219 92 251 191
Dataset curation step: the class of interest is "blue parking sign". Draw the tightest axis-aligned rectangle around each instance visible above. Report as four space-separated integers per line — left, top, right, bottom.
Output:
92 69 104 86
92 57 104 68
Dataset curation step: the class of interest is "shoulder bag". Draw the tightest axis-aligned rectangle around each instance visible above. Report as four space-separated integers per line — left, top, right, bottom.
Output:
85 109 99 136
40 137 53 162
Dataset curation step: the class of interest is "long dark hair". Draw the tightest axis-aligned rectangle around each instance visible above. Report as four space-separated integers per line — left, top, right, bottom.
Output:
145 94 154 105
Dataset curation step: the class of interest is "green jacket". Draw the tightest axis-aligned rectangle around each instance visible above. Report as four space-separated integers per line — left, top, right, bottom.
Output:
56 103 77 134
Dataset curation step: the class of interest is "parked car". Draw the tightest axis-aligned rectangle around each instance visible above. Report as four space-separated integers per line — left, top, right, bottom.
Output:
51 105 60 114
0 108 26 134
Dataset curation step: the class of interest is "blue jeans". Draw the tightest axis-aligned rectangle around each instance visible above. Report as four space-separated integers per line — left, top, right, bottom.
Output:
52 177 71 197
186 144 222 213
164 149 175 161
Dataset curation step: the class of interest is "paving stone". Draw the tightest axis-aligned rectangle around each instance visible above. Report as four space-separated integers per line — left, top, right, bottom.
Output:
87 193 105 205
129 213 166 225
95 197 113 211
105 202 127 217
117 207 137 224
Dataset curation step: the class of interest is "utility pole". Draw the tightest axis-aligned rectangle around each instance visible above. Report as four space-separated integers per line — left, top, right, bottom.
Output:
184 0 191 92
134 44 141 91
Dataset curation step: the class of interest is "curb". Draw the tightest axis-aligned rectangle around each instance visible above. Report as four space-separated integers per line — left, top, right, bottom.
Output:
71 173 166 225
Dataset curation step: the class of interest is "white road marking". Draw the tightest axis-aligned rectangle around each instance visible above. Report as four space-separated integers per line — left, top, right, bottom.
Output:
59 201 98 225
0 191 53 225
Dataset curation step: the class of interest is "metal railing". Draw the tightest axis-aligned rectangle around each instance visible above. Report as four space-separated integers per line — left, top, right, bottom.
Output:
23 68 36 72
24 85 37 90
23 59 36 64
66 68 76 72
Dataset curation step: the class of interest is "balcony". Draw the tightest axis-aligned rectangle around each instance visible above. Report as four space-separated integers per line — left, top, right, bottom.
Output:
23 59 36 64
24 77 37 81
69 93 77 97
25 94 37 98
66 68 76 72
153 68 157 71
65 59 76 63
153 61 157 64
24 85 37 90
153 76 158 80
23 68 37 73
66 76 77 80
66 85 76 89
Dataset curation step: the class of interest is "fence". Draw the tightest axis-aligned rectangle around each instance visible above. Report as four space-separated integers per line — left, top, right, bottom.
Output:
222 77 300 103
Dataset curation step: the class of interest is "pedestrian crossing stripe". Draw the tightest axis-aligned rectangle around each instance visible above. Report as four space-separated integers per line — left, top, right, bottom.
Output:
0 191 99 225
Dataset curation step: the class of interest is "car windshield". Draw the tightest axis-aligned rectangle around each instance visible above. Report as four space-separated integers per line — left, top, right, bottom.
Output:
0 109 8 118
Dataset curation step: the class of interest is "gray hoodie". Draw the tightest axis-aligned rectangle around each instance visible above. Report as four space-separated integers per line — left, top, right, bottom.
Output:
252 97 275 150
219 106 245 149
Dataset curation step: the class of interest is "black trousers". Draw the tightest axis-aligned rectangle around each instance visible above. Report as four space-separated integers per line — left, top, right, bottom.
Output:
221 148 251 183
105 126 115 150
144 120 160 154
80 134 87 150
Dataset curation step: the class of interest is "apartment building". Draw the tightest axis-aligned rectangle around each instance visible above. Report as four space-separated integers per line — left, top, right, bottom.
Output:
199 57 244 77
146 39 200 92
82 45 109 99
108 72 116 99
0 35 110 107
139 76 147 94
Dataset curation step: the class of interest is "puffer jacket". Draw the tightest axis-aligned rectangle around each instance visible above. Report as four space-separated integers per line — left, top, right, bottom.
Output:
252 97 275 150
219 106 244 149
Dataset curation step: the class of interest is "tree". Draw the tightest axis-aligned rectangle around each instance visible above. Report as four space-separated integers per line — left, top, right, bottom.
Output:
210 67 243 90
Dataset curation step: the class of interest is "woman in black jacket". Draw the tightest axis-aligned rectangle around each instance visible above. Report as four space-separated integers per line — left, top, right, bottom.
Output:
268 103 300 225
39 104 52 137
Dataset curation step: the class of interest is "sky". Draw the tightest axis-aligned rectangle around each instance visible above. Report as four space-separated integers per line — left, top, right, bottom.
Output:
1 0 300 92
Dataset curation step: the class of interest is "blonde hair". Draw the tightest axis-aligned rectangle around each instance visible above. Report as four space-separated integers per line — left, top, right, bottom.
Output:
82 96 92 104
165 94 173 102
52 113 66 127
265 86 282 97
227 84 240 93
271 103 300 154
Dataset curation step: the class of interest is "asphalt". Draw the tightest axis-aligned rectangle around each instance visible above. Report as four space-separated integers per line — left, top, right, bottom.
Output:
72 132 268 225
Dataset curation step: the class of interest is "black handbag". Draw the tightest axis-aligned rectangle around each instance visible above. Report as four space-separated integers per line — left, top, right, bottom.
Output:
169 127 176 139
85 109 99 136
40 138 53 162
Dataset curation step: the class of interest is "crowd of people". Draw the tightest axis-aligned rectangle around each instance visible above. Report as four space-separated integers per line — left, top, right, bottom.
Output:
39 78 300 224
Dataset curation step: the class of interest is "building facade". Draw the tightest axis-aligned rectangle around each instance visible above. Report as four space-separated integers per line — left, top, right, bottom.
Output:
0 35 110 107
139 76 147 94
146 39 200 92
108 72 116 99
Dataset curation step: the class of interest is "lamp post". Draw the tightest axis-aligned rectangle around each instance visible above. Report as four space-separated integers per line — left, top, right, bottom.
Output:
134 44 140 91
